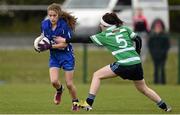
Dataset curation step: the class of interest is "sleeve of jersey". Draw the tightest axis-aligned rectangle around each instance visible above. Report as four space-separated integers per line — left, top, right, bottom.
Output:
125 26 137 39
62 23 72 40
90 33 104 46
41 20 47 35
64 28 72 40
40 21 44 33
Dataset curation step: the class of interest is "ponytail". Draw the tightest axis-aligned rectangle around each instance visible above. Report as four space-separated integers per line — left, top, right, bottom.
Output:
102 12 123 27
61 11 77 31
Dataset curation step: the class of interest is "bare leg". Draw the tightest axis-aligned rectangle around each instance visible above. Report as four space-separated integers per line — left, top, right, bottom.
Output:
89 65 117 95
82 65 116 109
49 67 61 89
65 70 79 111
133 79 161 103
133 79 171 111
49 67 63 104
65 70 78 100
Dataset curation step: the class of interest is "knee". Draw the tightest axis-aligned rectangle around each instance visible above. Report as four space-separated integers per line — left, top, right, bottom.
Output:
93 72 100 79
93 71 103 80
66 82 73 89
136 86 147 95
51 80 59 87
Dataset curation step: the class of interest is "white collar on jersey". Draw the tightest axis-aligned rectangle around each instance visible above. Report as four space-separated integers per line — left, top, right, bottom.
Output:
106 25 117 31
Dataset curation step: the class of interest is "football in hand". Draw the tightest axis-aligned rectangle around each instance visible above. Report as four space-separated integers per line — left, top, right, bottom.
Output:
34 35 50 52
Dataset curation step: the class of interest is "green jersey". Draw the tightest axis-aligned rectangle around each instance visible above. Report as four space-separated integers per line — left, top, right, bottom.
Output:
90 25 141 65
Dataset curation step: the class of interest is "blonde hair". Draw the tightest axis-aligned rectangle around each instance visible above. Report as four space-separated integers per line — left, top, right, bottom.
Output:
47 3 77 30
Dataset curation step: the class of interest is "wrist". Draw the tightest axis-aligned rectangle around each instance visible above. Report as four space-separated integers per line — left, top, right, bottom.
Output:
66 39 70 43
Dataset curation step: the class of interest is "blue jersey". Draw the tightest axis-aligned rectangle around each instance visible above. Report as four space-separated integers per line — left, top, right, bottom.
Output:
41 18 75 70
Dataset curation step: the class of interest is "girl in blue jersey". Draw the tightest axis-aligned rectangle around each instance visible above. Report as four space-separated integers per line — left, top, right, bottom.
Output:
37 3 79 111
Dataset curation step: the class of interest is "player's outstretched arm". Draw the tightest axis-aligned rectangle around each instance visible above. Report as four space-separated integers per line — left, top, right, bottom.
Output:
55 36 93 43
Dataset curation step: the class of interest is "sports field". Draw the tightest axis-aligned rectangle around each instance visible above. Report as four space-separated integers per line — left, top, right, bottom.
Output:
0 49 179 114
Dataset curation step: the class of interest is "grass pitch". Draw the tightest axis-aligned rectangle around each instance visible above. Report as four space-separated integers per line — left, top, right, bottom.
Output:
0 48 179 113
0 83 180 114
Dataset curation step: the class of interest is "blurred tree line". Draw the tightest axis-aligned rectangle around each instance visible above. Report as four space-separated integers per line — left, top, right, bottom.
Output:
169 0 180 33
0 0 179 34
0 0 65 34
0 0 64 5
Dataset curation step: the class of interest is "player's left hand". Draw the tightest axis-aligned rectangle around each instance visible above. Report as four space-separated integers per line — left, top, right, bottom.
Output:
54 36 66 43
38 40 52 51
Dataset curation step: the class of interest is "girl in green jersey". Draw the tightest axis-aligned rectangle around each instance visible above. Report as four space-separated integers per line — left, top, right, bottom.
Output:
55 13 171 112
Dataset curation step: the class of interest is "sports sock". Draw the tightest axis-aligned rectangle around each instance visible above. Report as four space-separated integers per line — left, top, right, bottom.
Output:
86 93 96 106
157 100 167 110
56 85 63 93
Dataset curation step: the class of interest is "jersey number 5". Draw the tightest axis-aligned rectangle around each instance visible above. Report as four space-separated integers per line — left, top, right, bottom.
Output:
115 34 127 48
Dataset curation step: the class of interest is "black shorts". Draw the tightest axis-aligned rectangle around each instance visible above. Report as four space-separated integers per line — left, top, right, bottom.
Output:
110 62 143 80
